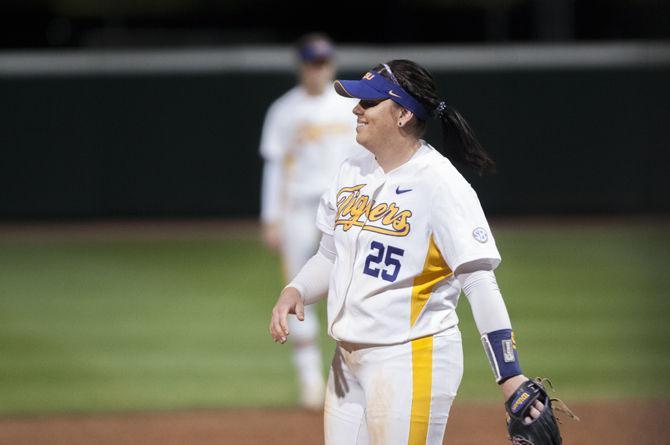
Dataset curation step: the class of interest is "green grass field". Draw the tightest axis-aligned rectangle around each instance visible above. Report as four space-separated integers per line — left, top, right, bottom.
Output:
0 222 668 415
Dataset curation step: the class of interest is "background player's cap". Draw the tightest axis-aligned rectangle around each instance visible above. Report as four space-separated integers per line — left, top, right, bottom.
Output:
297 33 334 62
334 69 430 120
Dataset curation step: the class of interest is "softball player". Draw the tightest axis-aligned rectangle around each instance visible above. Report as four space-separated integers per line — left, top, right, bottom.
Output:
260 33 362 409
270 59 547 444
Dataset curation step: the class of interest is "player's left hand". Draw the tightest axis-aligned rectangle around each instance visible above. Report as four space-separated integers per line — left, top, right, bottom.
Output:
503 376 579 445
269 287 304 344
502 375 545 424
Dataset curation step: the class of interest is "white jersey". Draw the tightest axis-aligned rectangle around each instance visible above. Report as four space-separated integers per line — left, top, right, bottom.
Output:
316 140 501 345
260 86 361 222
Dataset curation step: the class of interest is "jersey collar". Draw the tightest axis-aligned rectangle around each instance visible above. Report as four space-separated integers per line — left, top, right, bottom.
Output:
371 139 431 177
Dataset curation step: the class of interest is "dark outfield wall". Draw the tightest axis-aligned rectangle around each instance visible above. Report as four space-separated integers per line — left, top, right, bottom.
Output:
0 67 668 219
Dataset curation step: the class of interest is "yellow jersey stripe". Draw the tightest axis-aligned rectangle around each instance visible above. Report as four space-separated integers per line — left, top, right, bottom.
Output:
410 233 453 326
407 234 452 444
408 335 433 444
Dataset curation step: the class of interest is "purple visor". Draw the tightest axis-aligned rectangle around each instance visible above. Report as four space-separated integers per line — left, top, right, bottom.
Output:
334 70 430 120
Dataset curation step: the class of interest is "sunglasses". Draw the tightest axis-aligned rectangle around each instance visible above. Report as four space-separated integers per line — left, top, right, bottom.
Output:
358 99 387 109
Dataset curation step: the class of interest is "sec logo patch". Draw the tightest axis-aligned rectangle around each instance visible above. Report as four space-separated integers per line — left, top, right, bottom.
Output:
472 227 488 243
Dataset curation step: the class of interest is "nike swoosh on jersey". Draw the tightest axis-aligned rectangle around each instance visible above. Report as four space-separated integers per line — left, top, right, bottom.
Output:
388 90 402 98
396 187 412 194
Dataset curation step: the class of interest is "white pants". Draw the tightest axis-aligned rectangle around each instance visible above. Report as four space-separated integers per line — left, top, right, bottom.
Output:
324 328 464 445
280 198 321 344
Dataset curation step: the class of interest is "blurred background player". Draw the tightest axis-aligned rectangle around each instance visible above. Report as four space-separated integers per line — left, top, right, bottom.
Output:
259 33 362 409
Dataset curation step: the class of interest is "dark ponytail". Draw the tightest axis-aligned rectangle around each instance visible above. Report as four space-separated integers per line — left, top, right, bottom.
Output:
440 104 496 175
373 59 495 175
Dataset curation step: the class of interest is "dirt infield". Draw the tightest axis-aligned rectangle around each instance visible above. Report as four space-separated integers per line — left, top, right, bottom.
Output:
0 400 667 445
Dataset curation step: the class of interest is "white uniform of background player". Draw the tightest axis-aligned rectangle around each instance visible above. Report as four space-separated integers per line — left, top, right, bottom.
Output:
259 34 361 408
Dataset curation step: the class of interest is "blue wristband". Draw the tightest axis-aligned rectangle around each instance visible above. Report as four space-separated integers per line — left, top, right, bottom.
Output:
481 329 522 383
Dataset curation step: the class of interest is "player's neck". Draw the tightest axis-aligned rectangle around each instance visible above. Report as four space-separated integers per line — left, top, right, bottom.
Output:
301 83 327 96
372 137 421 173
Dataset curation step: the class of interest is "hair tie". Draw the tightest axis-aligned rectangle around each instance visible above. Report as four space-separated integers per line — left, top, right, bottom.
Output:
434 101 448 119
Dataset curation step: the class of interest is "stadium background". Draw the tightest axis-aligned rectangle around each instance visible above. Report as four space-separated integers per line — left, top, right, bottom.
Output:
0 1 669 444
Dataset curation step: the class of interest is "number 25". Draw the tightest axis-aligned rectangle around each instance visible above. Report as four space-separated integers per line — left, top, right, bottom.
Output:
363 241 404 282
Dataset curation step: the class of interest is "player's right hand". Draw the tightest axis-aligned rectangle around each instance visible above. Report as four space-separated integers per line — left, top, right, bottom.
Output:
269 287 304 344
262 222 282 252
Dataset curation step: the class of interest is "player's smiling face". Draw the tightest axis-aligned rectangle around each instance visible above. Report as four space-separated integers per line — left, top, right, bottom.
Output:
352 99 398 149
